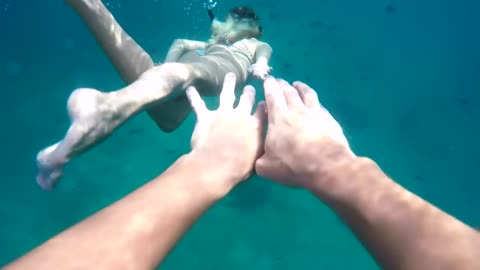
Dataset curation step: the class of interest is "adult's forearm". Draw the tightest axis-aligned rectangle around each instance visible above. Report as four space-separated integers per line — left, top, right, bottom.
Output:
309 155 480 270
5 154 228 270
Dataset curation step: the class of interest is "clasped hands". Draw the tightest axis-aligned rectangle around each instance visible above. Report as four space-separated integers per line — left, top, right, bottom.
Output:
186 72 352 196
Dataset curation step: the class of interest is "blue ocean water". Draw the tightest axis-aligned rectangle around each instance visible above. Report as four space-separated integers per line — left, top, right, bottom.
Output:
0 0 479 268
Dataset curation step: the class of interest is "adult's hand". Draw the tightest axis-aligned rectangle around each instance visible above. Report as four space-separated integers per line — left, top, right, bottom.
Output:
187 72 267 192
255 78 351 189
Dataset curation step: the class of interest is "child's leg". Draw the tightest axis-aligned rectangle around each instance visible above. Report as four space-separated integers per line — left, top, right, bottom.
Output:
65 0 191 131
65 0 154 82
37 62 199 190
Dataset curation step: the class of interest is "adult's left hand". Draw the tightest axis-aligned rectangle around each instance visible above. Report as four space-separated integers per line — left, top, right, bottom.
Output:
186 72 267 188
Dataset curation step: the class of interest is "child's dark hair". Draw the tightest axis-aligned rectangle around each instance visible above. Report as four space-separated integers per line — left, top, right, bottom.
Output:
228 6 263 34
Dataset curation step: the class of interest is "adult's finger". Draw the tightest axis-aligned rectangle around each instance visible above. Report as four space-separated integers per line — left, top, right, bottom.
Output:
219 72 237 110
278 79 303 108
254 154 281 180
186 86 208 116
263 77 287 123
253 101 267 157
253 101 267 127
292 81 321 108
237 85 256 114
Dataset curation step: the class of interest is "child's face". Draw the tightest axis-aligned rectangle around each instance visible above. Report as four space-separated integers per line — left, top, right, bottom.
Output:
211 19 234 37
210 16 259 43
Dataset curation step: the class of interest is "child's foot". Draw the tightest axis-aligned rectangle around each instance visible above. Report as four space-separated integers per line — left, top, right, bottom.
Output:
36 88 122 190
36 142 66 190
66 87 121 137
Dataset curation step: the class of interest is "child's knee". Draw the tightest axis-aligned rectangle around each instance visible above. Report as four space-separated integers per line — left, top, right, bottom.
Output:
140 63 194 91
155 63 192 79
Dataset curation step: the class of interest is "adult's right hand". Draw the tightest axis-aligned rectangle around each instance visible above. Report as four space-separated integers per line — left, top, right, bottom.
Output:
255 78 353 190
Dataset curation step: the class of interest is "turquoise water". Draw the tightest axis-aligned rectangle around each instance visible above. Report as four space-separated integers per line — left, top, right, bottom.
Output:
1 0 479 268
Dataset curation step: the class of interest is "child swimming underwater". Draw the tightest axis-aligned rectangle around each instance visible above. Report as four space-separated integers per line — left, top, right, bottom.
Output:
36 0 273 190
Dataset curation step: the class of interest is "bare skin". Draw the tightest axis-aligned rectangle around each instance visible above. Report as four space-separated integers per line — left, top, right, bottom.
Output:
36 0 272 190
5 73 266 270
63 0 191 132
10 76 478 269
256 78 480 269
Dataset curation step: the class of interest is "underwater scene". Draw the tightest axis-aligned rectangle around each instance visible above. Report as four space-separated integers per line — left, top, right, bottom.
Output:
0 0 479 269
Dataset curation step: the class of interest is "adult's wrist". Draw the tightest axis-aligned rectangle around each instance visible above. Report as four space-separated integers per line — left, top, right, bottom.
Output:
179 152 243 199
306 146 376 205
308 154 398 219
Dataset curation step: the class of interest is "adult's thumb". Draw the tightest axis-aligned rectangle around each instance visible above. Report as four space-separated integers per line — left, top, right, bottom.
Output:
255 155 272 178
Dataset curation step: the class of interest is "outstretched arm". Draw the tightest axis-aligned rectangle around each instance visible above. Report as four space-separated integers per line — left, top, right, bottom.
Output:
256 78 480 270
254 41 272 66
311 154 480 270
164 39 207 62
8 73 265 270
7 154 231 270
249 41 273 79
